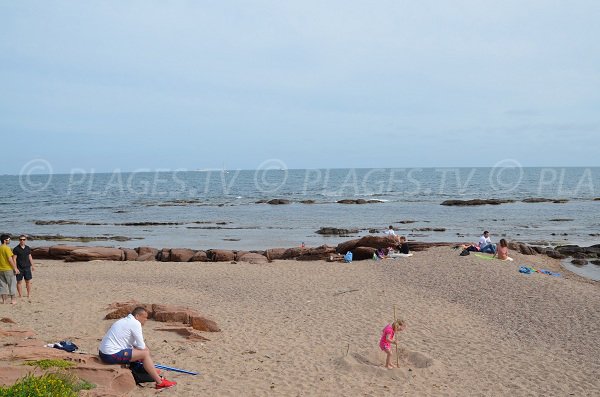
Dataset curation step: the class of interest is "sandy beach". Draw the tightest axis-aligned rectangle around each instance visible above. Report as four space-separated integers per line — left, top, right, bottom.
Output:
1 246 599 396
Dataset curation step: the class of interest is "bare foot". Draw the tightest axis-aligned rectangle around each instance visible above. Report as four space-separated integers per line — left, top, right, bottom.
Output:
11 300 17 305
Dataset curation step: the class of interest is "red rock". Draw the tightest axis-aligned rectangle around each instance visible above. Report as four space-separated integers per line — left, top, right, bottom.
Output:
30 246 52 259
121 248 138 261
237 252 268 264
190 316 221 332
352 246 377 260
208 249 235 262
336 236 397 254
136 246 158 256
0 340 136 396
170 248 195 262
158 248 171 262
190 250 209 262
296 245 336 261
135 253 156 261
48 245 85 259
265 248 287 260
66 247 124 262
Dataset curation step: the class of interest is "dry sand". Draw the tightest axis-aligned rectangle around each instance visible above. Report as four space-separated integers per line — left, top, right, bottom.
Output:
1 247 599 396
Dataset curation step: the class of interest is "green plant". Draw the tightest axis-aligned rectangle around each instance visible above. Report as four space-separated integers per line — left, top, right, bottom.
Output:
24 359 75 370
0 372 95 397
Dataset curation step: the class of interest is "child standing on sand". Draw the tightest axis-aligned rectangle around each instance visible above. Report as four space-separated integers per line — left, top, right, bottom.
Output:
379 319 406 369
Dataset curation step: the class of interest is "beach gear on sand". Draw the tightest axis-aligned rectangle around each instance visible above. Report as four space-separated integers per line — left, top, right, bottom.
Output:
344 251 353 263
155 363 199 375
519 266 532 274
50 340 79 352
474 253 495 260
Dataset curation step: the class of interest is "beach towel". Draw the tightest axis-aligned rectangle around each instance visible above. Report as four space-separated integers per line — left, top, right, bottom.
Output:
540 269 561 277
389 252 413 258
474 253 495 260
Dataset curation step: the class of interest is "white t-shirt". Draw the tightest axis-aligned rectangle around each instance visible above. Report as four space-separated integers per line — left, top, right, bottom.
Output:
385 229 396 236
99 314 146 354
479 235 491 248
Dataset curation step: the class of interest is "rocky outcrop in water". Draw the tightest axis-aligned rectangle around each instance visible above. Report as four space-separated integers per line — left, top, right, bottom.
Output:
441 199 515 206
337 199 383 204
316 227 360 235
522 198 569 203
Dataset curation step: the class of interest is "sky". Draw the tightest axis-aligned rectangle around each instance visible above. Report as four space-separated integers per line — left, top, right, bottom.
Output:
1 0 600 174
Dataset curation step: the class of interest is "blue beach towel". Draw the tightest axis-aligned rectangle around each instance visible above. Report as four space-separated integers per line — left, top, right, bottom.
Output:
540 269 561 277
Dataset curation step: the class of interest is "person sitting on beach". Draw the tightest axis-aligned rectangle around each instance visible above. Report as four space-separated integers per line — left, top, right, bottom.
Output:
493 239 513 261
379 319 406 369
396 236 410 255
478 231 497 254
99 307 177 389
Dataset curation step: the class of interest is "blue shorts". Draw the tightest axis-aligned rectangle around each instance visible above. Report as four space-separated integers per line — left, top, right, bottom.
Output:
16 268 32 281
99 349 133 364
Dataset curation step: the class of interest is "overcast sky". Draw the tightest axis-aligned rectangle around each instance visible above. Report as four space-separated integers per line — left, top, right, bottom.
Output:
1 1 599 174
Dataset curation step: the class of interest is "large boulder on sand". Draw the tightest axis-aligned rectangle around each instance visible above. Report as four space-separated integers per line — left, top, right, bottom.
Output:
336 235 398 254
190 250 209 262
190 316 221 332
170 248 195 262
49 245 85 259
237 252 268 264
30 246 52 259
121 248 138 261
66 247 124 262
135 253 156 261
136 246 158 257
208 249 235 262
265 248 288 260
351 246 377 260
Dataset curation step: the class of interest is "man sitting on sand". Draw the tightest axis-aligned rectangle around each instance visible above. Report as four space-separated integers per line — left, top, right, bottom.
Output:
99 306 176 389
478 231 497 254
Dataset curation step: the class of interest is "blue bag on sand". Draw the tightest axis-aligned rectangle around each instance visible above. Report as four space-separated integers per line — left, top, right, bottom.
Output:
344 251 353 263
52 340 78 352
519 266 532 275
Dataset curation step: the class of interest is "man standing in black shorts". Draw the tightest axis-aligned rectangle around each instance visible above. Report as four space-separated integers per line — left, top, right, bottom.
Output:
13 235 35 299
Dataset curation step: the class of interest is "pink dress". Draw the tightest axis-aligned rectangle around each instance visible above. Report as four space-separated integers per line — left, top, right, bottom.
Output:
379 324 394 351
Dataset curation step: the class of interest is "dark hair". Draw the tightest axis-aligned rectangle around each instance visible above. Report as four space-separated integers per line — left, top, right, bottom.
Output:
0 234 10 243
19 235 27 239
388 225 393 229
483 231 489 235
499 238 508 247
131 307 148 317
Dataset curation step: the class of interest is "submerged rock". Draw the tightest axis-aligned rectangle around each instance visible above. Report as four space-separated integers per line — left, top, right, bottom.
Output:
316 227 360 235
441 199 514 206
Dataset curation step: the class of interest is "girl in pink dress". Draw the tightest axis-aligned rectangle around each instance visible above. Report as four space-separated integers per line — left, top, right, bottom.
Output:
379 319 406 369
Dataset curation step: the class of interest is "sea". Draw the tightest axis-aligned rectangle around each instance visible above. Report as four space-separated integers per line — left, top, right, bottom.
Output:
2 166 599 280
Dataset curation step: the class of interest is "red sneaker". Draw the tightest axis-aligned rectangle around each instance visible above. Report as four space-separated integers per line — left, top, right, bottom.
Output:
156 379 177 389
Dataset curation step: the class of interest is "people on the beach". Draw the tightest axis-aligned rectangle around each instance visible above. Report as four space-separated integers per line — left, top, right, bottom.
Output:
384 225 396 237
396 236 410 255
13 235 34 299
379 319 406 369
478 231 497 254
99 306 177 389
0 234 19 304
494 239 513 261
